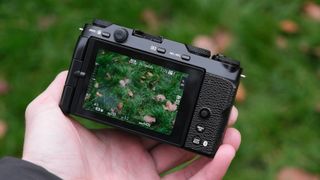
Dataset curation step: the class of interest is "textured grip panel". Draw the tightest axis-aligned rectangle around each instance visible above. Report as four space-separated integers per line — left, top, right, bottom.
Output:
184 73 236 157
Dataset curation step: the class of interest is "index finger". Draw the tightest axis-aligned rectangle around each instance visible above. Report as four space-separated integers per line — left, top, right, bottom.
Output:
228 106 238 126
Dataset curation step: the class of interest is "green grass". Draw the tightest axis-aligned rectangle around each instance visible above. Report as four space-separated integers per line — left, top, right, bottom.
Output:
0 0 319 179
83 50 186 135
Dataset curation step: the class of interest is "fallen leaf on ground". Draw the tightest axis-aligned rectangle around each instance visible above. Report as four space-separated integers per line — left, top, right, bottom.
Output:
211 28 233 53
192 28 232 54
85 93 91 100
37 15 56 30
96 92 102 97
117 102 123 111
143 115 156 123
276 36 288 49
280 20 299 34
106 73 111 80
155 94 166 102
128 89 134 97
0 79 9 95
94 82 99 88
163 101 177 111
304 2 320 22
147 72 153 77
193 35 217 53
0 120 7 139
141 9 160 31
119 78 130 87
236 83 246 103
277 167 319 180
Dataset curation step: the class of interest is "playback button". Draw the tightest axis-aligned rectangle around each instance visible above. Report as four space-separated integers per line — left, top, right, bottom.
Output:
192 136 201 145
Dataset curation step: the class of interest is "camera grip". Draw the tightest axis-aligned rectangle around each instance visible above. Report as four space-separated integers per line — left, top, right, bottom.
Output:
184 73 237 157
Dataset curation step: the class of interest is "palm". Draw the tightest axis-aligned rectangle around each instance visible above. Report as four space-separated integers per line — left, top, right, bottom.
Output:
23 72 241 180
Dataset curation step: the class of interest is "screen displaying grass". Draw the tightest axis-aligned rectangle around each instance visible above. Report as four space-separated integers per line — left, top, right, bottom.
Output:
83 49 188 135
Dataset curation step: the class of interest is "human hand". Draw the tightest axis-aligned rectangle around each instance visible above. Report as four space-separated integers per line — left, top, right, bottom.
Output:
23 71 241 180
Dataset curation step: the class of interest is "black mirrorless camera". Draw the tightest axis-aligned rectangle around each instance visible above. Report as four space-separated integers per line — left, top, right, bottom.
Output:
60 19 243 157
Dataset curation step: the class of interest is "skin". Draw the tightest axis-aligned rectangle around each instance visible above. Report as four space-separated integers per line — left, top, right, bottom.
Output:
23 71 241 180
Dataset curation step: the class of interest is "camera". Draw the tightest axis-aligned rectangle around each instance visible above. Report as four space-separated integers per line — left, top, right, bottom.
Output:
59 19 243 157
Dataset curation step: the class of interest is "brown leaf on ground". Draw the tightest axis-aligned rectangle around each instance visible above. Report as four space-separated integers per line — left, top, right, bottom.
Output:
236 83 246 103
106 73 111 80
155 94 166 102
141 9 160 31
193 35 217 53
192 28 232 54
163 101 177 112
277 167 319 180
143 115 156 123
96 92 102 97
280 20 299 34
211 28 233 53
0 120 7 139
119 78 130 87
37 15 56 30
117 102 123 111
147 72 153 77
304 2 320 22
0 79 9 95
128 89 134 97
276 36 288 49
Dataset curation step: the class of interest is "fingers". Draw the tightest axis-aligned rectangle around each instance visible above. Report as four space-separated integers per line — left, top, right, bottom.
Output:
190 144 236 180
152 127 241 174
151 106 239 174
227 106 238 126
140 137 160 150
150 144 195 173
163 144 236 180
222 128 241 151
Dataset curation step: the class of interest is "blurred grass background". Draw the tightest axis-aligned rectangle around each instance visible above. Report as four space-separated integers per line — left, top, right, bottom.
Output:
0 0 319 179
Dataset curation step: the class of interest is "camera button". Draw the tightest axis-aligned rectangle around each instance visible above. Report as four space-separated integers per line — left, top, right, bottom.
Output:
192 136 201 145
102 32 110 38
93 19 112 28
186 44 211 58
181 54 190 61
157 47 166 54
196 124 205 133
199 108 211 119
114 28 128 43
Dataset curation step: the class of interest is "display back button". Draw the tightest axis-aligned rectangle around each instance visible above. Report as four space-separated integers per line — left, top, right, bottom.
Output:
196 124 205 133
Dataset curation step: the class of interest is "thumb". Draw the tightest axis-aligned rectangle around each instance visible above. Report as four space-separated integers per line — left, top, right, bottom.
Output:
42 71 69 103
25 71 68 119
